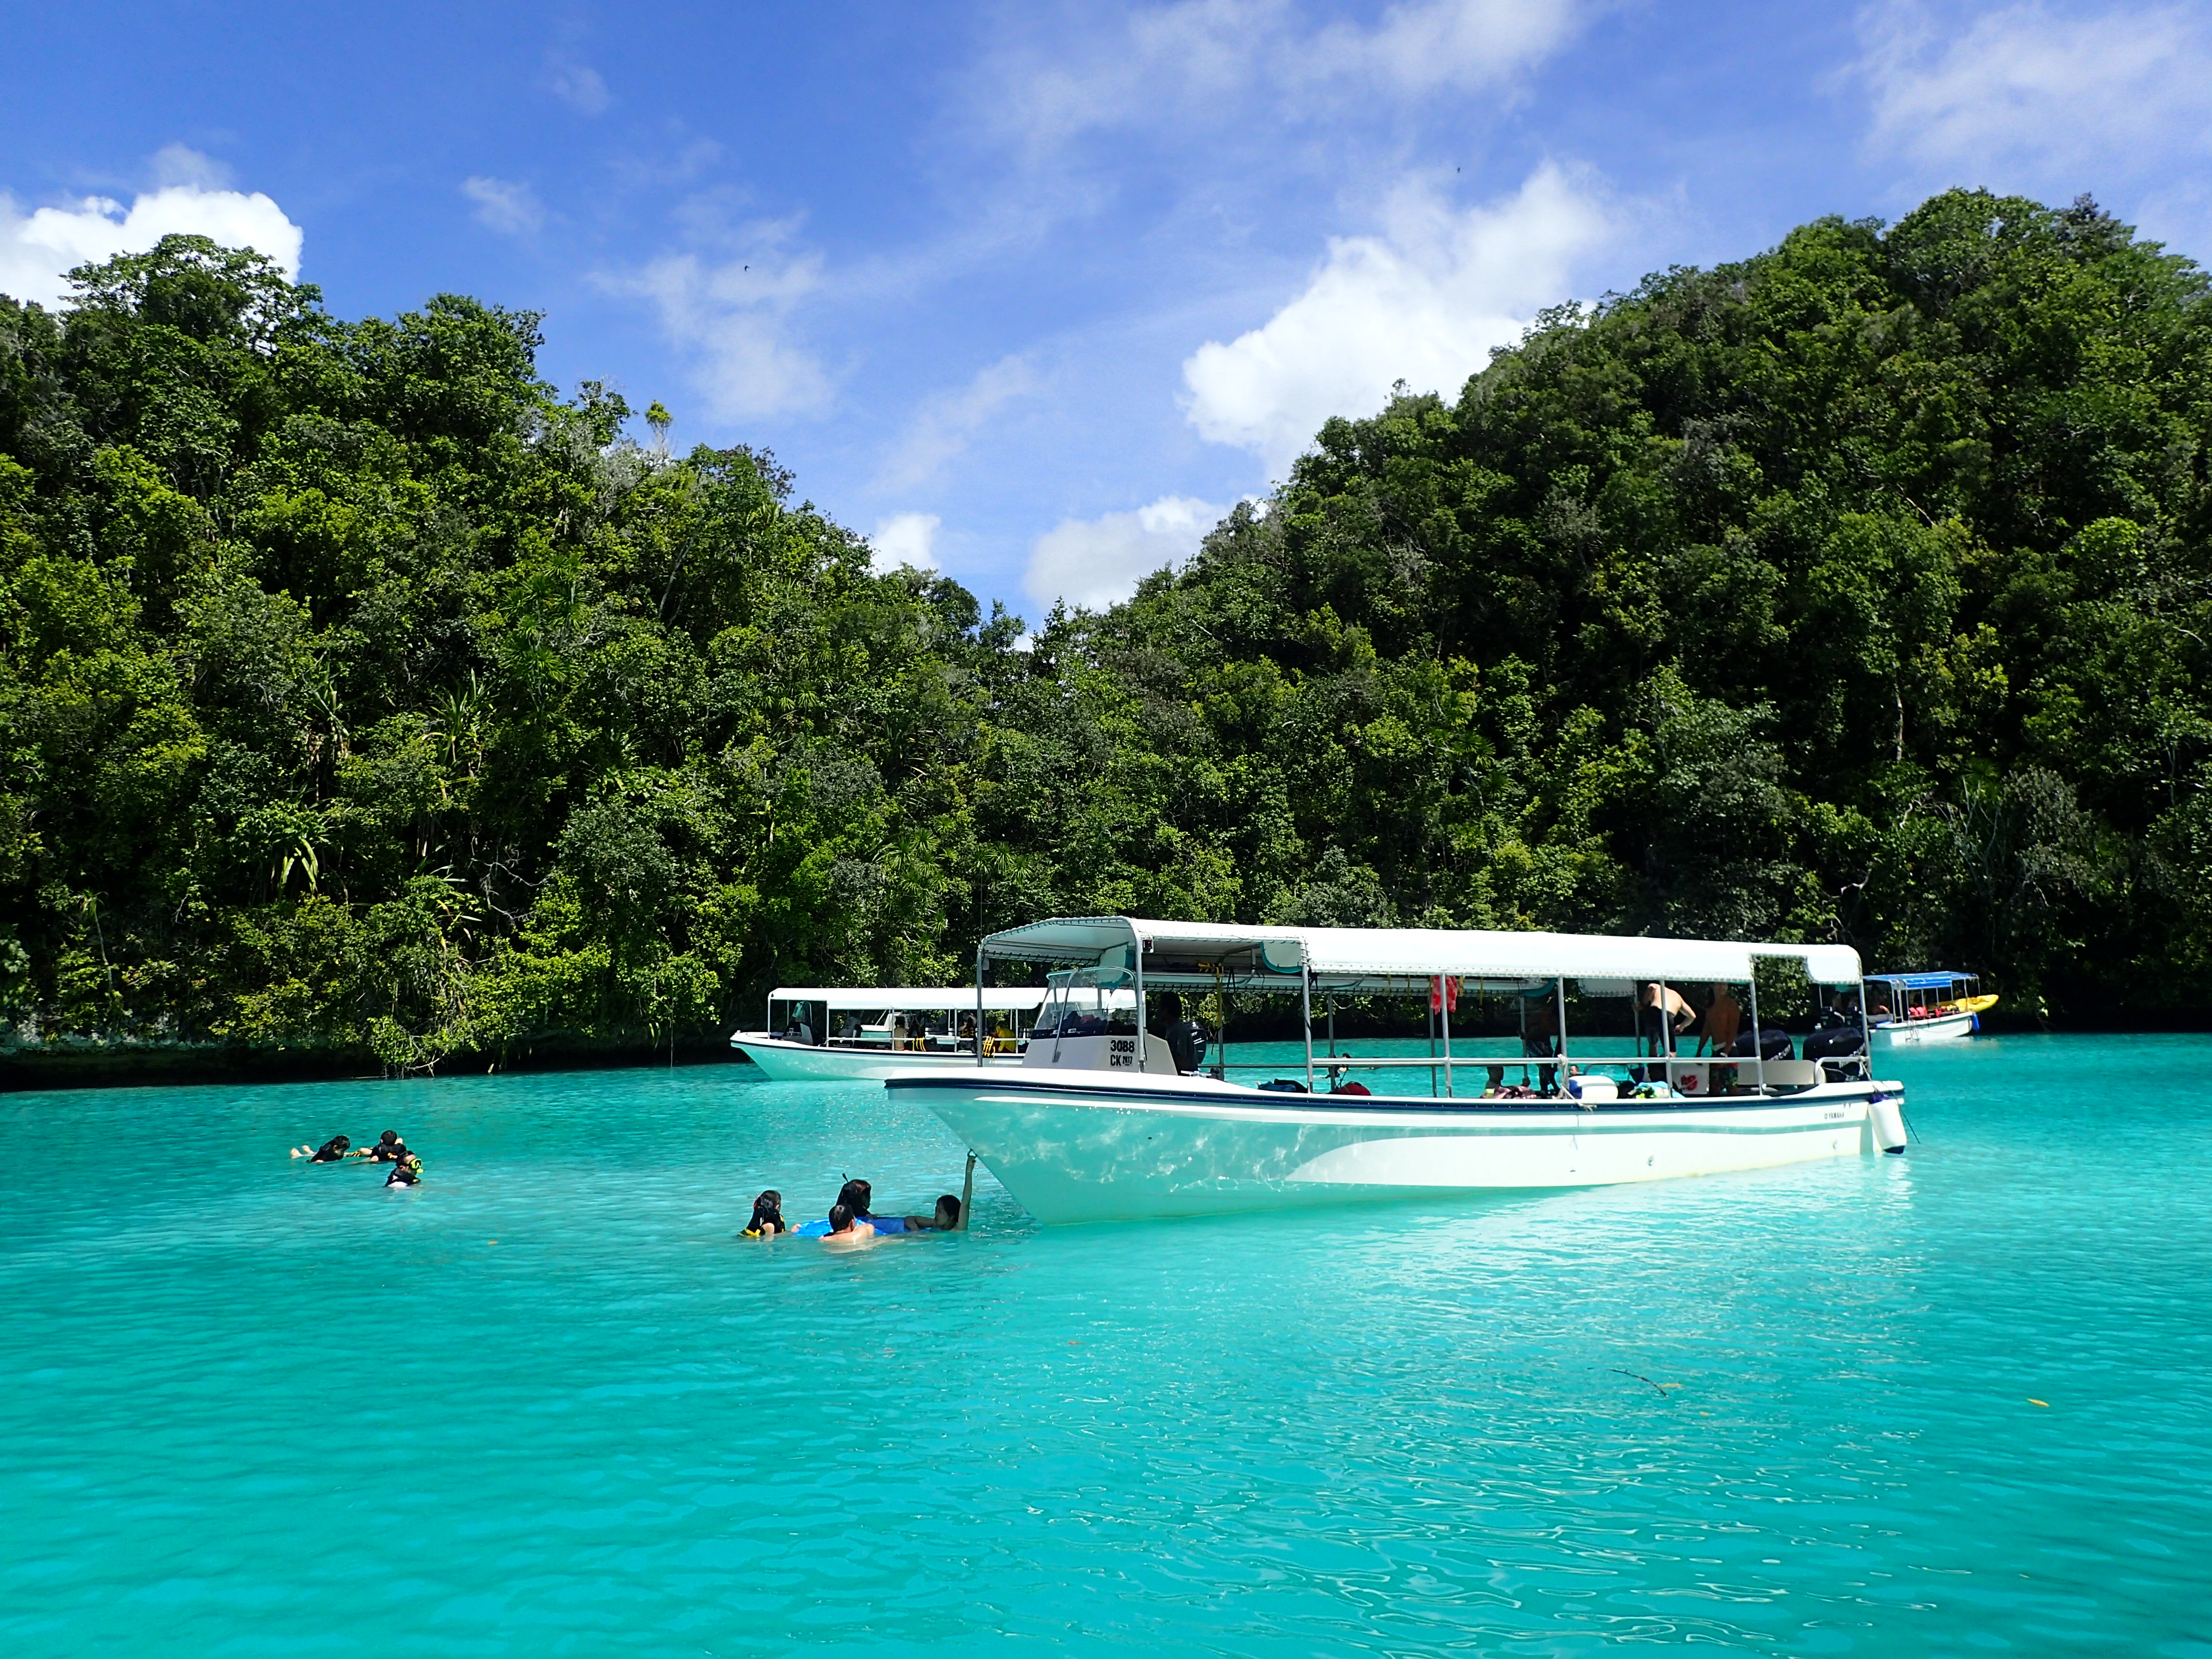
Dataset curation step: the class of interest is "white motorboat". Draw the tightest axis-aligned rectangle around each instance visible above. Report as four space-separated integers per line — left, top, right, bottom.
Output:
888 917 1909 1223
730 986 1051 1081
1867 972 1995 1046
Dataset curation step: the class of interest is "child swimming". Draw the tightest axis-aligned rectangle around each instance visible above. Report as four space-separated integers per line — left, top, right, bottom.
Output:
742 1190 789 1237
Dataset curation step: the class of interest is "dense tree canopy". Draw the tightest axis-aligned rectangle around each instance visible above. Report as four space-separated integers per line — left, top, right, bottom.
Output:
4 189 2210 1071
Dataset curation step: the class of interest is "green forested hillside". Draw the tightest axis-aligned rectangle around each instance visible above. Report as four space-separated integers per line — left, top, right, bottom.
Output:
5 189 2211 1071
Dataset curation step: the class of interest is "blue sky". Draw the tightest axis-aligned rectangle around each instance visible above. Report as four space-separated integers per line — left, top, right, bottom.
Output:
6 1 2211 622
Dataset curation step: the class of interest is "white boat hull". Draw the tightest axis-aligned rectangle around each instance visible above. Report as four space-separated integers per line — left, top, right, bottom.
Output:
730 1033 1022 1082
890 1071 1904 1223
1873 1010 1977 1046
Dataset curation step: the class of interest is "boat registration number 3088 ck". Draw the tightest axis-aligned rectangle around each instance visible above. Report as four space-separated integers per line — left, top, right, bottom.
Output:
1108 1036 1139 1069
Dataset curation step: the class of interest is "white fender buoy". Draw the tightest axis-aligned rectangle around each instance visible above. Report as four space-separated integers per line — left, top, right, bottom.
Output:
1869 1094 1908 1154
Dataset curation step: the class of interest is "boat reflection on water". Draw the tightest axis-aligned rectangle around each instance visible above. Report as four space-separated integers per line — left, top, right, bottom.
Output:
891 916 1911 1224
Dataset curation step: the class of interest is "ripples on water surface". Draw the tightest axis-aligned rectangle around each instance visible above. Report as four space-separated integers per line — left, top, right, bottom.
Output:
4 1035 2210 1656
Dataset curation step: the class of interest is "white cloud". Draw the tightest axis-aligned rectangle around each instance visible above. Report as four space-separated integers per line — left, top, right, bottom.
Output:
1181 162 1610 477
992 0 1583 147
149 144 233 190
601 228 834 421
548 58 612 114
462 176 546 237
1305 0 1586 97
1859 2 2212 177
871 512 942 573
1025 494 1223 612
876 355 1038 490
0 179 303 311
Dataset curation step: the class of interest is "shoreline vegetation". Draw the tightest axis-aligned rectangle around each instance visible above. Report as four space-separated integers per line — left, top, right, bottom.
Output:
7 187 2212 1089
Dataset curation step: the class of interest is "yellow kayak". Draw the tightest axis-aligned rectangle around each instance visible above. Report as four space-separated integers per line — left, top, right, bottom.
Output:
1939 994 2000 1016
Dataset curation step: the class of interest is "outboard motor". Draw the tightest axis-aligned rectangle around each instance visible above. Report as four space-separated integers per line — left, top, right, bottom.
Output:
1803 1021 1866 1079
1803 1025 1866 1062
1730 1026 1794 1061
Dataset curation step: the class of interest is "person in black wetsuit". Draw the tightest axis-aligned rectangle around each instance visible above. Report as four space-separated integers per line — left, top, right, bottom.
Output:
361 1130 409 1163
385 1154 422 1188
743 1190 789 1237
293 1134 351 1162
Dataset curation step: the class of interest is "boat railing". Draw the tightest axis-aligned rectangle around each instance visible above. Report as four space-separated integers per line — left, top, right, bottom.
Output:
1216 1050 1840 1097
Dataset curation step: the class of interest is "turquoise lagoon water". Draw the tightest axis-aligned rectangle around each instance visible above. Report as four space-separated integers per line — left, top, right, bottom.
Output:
3 1034 2209 1656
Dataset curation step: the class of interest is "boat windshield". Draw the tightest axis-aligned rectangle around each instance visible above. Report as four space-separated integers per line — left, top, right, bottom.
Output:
1028 968 1139 1040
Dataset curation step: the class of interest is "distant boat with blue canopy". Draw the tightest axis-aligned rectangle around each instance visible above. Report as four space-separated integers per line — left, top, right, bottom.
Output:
1867 971 1996 1045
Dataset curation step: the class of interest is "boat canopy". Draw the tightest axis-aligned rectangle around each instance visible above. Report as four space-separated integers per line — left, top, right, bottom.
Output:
1866 972 1973 989
770 986 1051 1010
977 917 1864 992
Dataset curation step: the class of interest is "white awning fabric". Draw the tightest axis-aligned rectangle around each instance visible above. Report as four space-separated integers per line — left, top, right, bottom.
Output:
977 917 1863 989
769 986 1050 1010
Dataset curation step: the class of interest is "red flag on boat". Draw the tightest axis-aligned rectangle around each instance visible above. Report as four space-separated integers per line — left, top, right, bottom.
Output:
1431 975 1460 1013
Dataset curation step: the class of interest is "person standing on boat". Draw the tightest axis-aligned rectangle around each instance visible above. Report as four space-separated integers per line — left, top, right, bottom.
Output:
1696 985 1742 1057
1637 983 1695 1057
1521 994 1560 1094
1695 984 1743 1092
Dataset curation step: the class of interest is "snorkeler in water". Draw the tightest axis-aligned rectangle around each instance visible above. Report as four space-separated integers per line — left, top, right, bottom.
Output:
293 1135 351 1162
742 1190 789 1237
359 1130 409 1163
384 1154 422 1188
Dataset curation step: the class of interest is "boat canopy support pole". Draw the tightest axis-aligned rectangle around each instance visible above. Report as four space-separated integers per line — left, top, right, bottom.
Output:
1749 968 1767 1094
1440 977 1454 1097
1131 919 1148 1074
1427 1000 1437 1096
1554 976 1569 1097
1857 973 1872 1077
1301 964 1315 1094
974 944 987 1067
